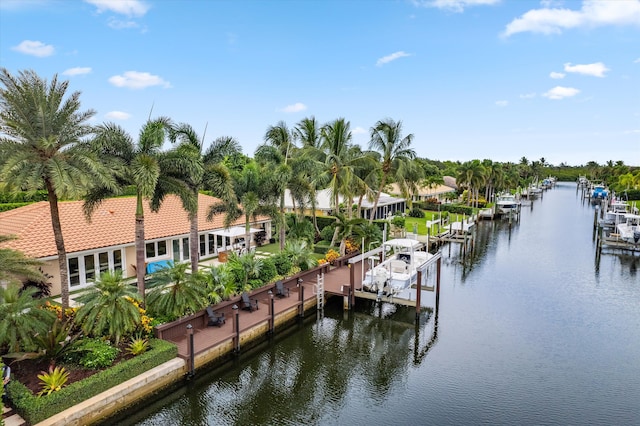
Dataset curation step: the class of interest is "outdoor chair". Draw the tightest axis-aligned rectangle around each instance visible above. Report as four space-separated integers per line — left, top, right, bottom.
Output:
206 306 226 327
241 292 259 312
275 280 289 298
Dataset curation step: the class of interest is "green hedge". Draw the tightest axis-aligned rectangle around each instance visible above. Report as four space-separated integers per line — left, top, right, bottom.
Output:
0 190 48 203
7 338 177 425
0 202 31 212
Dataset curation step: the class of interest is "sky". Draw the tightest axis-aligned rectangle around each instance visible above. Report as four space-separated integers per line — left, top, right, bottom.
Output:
0 0 639 167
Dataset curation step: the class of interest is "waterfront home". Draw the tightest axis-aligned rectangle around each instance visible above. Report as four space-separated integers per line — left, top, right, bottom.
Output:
283 188 407 219
0 194 271 296
387 178 457 204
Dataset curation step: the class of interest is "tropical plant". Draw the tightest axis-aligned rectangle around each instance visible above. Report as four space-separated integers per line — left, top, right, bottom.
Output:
169 124 238 273
86 118 194 302
73 338 120 369
368 118 416 222
0 69 113 312
4 319 79 370
207 265 236 301
271 252 293 276
126 336 150 356
0 283 55 353
146 262 208 319
37 366 70 396
226 251 264 292
74 271 142 345
0 235 47 287
283 239 317 271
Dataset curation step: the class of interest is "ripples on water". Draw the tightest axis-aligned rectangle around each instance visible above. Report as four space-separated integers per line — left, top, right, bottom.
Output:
111 183 639 426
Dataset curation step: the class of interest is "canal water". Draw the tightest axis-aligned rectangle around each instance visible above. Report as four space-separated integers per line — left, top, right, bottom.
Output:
109 182 640 425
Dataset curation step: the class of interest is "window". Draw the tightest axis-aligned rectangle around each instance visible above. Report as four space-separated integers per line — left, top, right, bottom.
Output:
182 237 190 260
208 234 215 254
200 235 206 256
67 248 124 288
84 254 95 282
69 257 80 287
146 240 168 259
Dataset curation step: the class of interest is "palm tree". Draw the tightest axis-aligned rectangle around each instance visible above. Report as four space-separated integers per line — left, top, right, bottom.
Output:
225 251 264 292
258 121 296 249
0 68 112 312
86 118 192 303
208 160 279 253
368 118 416 223
75 271 141 345
0 283 56 353
457 160 486 207
283 239 316 271
0 235 46 286
146 262 208 319
169 124 236 273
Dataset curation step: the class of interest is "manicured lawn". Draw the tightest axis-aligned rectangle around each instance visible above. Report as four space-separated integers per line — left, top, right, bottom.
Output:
255 242 280 254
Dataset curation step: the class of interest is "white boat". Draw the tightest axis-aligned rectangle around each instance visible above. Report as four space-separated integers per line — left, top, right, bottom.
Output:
495 192 521 216
599 200 634 228
615 214 640 245
361 238 434 296
591 184 609 200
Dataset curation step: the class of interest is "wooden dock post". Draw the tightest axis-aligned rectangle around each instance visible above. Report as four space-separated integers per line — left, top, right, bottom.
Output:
416 270 422 322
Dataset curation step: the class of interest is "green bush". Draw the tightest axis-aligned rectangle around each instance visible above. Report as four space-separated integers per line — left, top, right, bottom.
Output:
258 257 277 284
0 202 31 212
74 339 120 369
319 225 335 243
0 190 48 203
313 215 337 230
7 339 177 425
408 207 424 218
272 252 292 276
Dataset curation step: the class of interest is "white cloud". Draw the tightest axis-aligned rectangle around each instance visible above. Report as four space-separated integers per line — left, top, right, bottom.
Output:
84 0 150 17
519 93 536 99
495 100 509 107
543 86 580 100
502 0 640 37
105 111 131 120
352 126 367 135
413 0 500 13
550 71 565 79
12 40 54 57
108 18 139 29
634 58 640 63
564 62 609 77
108 71 171 89
62 67 92 76
376 51 412 67
279 102 307 113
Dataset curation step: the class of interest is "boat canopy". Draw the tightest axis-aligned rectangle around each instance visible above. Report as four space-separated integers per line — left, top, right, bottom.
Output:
383 238 422 250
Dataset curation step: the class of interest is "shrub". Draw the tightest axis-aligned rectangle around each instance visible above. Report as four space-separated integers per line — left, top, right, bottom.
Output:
74 339 120 369
390 216 405 228
258 257 277 283
126 336 149 356
408 207 424 218
8 339 177 425
319 225 335 242
37 366 69 397
272 252 293 276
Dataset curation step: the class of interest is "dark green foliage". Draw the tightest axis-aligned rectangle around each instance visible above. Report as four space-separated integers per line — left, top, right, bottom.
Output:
390 216 405 228
7 339 177 425
73 338 120 369
0 190 48 203
408 207 424 218
21 269 52 298
0 202 30 212
622 189 640 200
313 215 337 230
272 252 292 276
258 257 277 284
319 225 335 242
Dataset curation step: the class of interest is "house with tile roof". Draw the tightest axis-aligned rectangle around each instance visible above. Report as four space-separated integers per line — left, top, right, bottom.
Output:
0 194 271 297
282 188 407 220
387 178 457 203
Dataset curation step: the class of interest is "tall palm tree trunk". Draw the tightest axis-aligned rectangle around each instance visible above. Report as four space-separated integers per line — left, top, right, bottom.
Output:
190 209 199 273
46 179 70 314
279 194 286 250
369 173 388 224
135 194 146 305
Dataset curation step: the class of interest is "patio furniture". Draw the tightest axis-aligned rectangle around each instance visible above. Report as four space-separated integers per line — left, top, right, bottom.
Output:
275 280 289 298
241 292 259 312
206 306 226 327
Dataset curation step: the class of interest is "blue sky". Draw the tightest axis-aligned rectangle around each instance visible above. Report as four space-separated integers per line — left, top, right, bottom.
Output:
1 0 639 166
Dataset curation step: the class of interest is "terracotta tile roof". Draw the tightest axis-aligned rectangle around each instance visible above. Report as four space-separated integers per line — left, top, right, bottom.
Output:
387 183 456 197
0 194 264 258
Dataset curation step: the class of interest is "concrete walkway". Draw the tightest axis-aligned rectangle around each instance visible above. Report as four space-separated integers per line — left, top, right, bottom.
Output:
3 402 26 426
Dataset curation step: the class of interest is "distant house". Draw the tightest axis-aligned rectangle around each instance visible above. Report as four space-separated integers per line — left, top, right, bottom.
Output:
282 189 406 220
0 194 271 296
387 177 457 203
